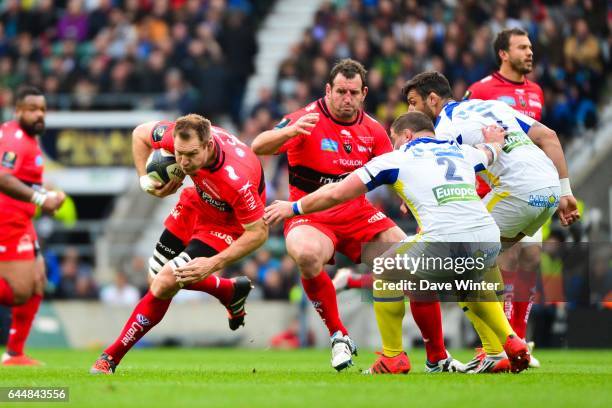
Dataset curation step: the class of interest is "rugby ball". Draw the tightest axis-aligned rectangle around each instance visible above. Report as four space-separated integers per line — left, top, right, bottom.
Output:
145 149 185 184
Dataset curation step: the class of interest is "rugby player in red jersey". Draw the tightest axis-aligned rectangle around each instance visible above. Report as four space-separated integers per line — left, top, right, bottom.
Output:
466 28 548 368
0 86 65 365
91 114 267 374
252 59 453 373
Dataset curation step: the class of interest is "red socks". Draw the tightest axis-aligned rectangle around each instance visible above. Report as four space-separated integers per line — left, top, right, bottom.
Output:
6 294 42 356
302 271 347 336
347 274 373 290
187 275 234 305
0 278 14 306
105 291 171 364
409 300 447 363
503 268 536 339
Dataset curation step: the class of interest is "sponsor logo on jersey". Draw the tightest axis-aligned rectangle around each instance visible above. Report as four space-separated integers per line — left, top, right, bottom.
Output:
321 138 338 152
16 234 34 253
195 185 231 212
528 99 542 109
432 183 479 205
152 124 168 142
1 151 17 169
503 132 534 153
235 147 246 158
357 144 367 153
274 118 290 129
209 231 234 245
35 155 43 166
0 245 6 253
367 211 387 224
337 158 363 167
305 103 317 112
497 96 516 106
224 165 240 181
170 203 183 219
136 314 151 326
239 181 258 211
528 194 559 208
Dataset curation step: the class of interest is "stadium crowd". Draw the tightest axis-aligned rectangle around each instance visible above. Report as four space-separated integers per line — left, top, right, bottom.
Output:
1 0 609 308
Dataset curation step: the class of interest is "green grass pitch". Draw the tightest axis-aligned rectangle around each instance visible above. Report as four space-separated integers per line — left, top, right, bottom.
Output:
0 349 610 408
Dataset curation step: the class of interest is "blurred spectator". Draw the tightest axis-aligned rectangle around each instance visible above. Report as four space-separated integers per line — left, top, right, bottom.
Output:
100 271 140 307
56 247 98 299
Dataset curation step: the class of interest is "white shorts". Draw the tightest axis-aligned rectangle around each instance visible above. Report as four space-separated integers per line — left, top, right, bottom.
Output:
483 187 560 239
394 225 501 279
519 227 543 246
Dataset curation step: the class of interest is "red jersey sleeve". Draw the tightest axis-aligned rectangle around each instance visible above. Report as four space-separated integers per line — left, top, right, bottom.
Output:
229 180 265 225
370 119 393 156
276 112 306 154
149 121 175 152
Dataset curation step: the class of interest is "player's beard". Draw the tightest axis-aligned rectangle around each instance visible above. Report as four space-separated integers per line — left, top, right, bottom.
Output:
510 57 532 75
20 120 45 136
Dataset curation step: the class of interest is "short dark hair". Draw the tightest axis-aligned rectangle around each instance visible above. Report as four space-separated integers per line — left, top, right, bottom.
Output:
391 112 435 135
494 28 529 67
328 58 367 89
174 113 211 143
16 85 43 104
401 71 452 100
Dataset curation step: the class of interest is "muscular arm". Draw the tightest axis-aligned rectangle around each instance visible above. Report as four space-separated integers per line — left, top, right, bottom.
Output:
210 218 269 270
132 121 157 177
0 172 38 202
299 174 368 214
251 113 319 155
527 122 568 178
263 174 368 225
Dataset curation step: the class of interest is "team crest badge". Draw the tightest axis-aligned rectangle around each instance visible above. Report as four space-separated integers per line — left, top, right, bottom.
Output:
1 151 17 169
152 125 168 142
343 142 352 154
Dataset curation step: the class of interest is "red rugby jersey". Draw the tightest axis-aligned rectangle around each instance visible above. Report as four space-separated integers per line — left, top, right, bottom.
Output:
466 71 544 121
0 120 44 220
150 121 265 227
276 98 391 208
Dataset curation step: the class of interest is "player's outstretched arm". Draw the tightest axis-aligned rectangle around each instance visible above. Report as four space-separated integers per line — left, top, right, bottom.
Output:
173 218 269 285
251 113 319 155
263 174 367 225
0 173 65 213
527 122 580 226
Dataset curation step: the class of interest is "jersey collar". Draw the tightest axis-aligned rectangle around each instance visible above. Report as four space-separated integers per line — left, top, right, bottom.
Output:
434 100 460 128
493 71 526 85
202 135 225 172
402 136 450 151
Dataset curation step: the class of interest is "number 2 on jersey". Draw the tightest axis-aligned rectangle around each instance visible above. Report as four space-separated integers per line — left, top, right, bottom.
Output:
436 157 463 181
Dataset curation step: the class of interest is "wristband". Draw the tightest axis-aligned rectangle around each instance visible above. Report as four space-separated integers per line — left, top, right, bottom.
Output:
139 174 156 192
559 178 572 197
292 200 304 215
30 191 47 207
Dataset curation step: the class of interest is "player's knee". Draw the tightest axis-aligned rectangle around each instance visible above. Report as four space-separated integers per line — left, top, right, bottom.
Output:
150 264 178 299
11 284 33 305
292 243 324 272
